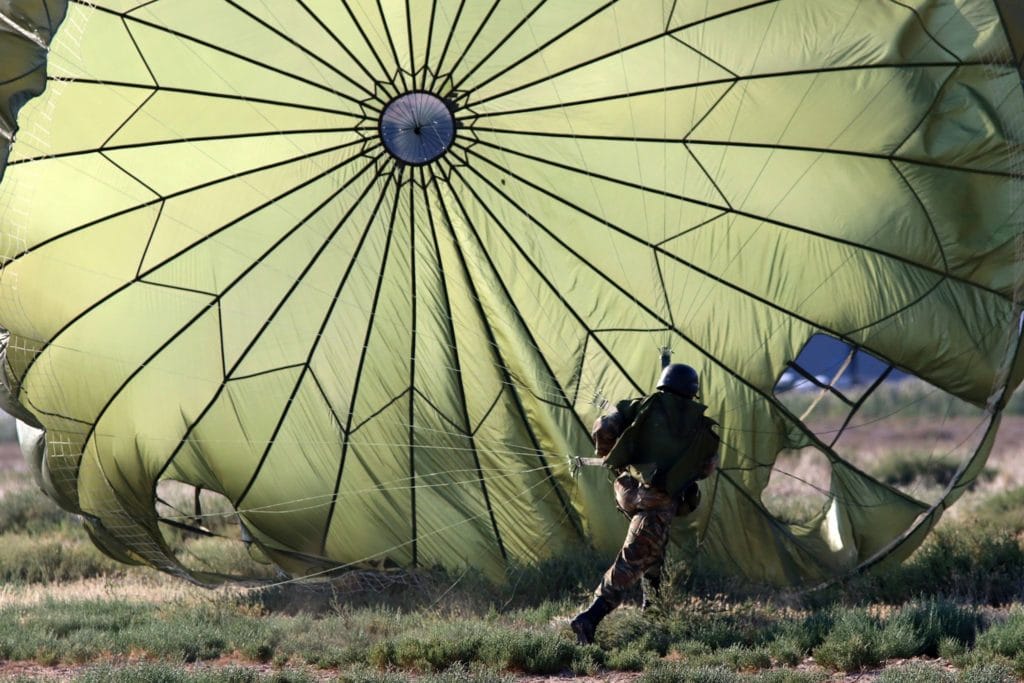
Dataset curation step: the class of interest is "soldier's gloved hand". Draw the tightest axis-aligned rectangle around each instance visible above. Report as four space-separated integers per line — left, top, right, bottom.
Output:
570 456 582 479
677 482 701 516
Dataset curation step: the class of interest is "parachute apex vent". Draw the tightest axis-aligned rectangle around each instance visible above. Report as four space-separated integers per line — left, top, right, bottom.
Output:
379 92 456 165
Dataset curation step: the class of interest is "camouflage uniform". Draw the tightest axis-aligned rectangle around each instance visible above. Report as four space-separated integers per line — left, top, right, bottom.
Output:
572 367 715 645
594 472 679 607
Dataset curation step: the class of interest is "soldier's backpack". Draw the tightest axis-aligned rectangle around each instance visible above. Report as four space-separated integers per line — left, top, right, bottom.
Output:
598 391 719 497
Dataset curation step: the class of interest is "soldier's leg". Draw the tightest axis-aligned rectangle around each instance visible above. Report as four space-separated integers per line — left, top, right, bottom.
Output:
641 566 662 612
596 503 675 608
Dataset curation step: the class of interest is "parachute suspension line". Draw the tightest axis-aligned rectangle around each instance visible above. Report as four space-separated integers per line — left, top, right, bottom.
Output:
137 153 391 490
218 466 566 590
432 166 586 539
444 159 651 423
419 166 507 562
316 167 405 554
425 152 620 411
158 465 555 524
447 155 649 397
408 172 419 567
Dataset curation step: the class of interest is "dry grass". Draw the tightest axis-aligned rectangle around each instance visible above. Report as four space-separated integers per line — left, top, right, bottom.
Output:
0 573 242 608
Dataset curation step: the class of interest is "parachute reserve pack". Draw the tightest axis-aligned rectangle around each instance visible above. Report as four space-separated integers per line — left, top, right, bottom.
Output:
594 392 719 497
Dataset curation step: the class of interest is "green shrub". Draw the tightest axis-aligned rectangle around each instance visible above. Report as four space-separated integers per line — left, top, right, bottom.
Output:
959 660 1020 683
0 487 69 533
74 663 315 682
0 533 121 583
900 600 980 655
974 609 1024 659
811 609 880 671
875 662 955 683
605 642 656 671
570 643 604 675
340 664 513 683
639 663 740 683
866 527 1024 604
748 672 827 683
876 610 922 660
129 604 282 664
601 609 673 653
477 629 576 674
766 611 833 663
499 549 606 607
974 487 1024 533
872 452 962 488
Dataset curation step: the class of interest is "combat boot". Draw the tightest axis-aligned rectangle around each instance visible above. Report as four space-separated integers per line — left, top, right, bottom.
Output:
570 596 613 645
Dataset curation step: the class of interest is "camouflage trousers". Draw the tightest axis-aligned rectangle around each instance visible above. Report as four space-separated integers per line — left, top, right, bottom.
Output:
594 473 679 608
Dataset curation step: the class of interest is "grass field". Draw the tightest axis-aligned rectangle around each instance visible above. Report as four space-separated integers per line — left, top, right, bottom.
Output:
0 413 1023 682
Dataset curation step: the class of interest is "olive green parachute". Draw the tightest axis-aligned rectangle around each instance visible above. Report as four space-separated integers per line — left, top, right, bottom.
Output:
1 0 1022 586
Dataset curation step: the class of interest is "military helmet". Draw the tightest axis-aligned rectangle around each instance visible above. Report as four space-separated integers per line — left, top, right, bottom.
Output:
657 363 699 398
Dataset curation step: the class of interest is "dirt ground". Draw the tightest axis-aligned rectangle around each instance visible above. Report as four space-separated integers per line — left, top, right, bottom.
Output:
0 657 963 682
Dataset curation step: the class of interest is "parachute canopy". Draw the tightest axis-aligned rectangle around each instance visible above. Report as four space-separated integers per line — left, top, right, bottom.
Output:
1 0 1022 585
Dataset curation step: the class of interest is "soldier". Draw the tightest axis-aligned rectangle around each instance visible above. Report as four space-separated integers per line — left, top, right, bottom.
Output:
570 363 719 645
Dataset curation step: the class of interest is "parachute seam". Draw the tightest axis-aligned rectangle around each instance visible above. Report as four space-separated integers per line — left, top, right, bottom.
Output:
134 199 163 279
470 390 504 438
436 159 585 539
119 12 157 85
10 127 366 167
339 0 393 85
143 157 386 492
448 0 547 93
404 0 415 83
225 0 376 101
427 0 467 92
411 387 467 435
448 158 645 398
467 62 993 121
292 0 381 93
655 210 729 245
98 90 157 154
43 77 361 117
408 176 419 566
420 0 438 90
6 137 369 263
15 145 376 389
319 168 404 554
442 0 501 90
374 0 409 91
307 368 347 436
98 150 161 197
102 8 368 109
462 144 921 338
887 1 963 64
454 146 938 517
469 137 1012 299
992 0 1024 76
422 169 508 561
469 0 777 107
688 138 1020 180
349 390 412 436
462 0 619 97
229 363 307 384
